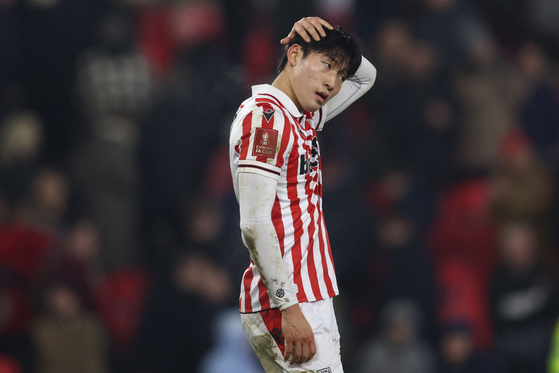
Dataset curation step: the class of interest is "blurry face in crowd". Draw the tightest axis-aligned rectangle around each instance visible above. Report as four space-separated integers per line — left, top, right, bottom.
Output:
287 47 347 113
65 220 100 263
377 20 413 68
387 320 414 346
500 223 538 272
441 331 473 366
46 286 81 317
32 169 69 213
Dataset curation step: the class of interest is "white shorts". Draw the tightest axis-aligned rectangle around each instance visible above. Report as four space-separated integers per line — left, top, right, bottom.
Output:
241 297 343 373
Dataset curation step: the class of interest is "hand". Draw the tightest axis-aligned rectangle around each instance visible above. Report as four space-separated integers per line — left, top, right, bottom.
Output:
281 304 317 365
280 16 334 45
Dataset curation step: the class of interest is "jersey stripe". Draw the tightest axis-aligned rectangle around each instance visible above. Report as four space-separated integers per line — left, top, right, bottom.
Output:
305 183 322 300
240 112 253 160
242 264 254 312
318 213 335 296
272 196 285 256
258 277 271 310
286 121 306 303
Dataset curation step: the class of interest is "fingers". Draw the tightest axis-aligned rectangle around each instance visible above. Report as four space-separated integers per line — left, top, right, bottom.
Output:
291 342 303 365
280 16 335 45
280 31 296 45
284 339 293 362
285 339 316 365
310 339 317 358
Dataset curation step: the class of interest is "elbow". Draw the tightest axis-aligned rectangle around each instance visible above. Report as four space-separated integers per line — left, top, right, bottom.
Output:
358 56 377 88
366 62 377 89
370 64 377 86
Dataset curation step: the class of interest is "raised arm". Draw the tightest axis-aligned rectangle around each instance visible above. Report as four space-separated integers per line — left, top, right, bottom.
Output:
279 17 377 123
324 56 377 122
238 172 316 365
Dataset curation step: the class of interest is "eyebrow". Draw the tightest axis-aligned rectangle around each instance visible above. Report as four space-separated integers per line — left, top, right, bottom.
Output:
327 57 340 65
323 55 349 73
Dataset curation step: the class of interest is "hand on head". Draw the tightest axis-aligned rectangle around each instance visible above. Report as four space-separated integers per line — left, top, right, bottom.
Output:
280 17 333 45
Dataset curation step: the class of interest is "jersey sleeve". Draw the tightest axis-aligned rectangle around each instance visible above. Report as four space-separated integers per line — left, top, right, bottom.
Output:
235 101 292 180
317 56 377 131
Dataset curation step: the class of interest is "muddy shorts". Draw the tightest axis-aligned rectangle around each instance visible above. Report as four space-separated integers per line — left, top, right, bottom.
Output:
240 297 343 373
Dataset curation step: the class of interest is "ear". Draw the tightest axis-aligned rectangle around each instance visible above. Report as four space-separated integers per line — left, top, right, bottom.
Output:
286 44 303 68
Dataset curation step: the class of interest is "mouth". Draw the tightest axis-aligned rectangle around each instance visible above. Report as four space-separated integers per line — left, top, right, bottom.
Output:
316 91 328 103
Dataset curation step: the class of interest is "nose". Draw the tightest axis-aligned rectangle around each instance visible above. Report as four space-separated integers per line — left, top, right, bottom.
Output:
324 72 337 91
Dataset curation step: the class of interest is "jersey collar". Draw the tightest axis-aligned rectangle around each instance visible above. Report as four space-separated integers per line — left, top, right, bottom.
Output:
252 84 303 119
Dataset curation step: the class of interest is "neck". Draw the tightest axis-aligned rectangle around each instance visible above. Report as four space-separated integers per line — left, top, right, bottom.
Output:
272 71 302 112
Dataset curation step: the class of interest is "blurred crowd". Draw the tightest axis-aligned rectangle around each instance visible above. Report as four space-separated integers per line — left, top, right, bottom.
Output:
0 0 559 372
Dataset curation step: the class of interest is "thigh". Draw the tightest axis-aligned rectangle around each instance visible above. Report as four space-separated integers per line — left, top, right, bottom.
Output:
240 298 343 373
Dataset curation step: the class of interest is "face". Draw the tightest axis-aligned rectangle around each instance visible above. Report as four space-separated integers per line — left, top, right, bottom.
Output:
289 48 347 112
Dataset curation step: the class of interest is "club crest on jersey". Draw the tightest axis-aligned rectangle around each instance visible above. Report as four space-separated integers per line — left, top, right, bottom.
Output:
252 128 278 158
262 108 275 122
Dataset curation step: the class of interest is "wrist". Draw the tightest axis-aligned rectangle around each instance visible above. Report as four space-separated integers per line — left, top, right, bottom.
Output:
280 302 301 314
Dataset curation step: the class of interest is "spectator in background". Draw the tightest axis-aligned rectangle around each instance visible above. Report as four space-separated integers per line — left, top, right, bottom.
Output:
14 168 69 233
453 33 524 172
46 219 103 312
438 321 502 373
199 308 262 373
355 299 436 373
362 19 458 186
0 111 44 211
76 8 152 119
515 42 559 169
528 0 559 58
0 166 71 291
133 251 231 373
414 0 491 67
429 178 497 350
73 8 150 270
489 221 559 373
0 283 34 373
46 218 151 373
352 215 436 342
490 129 557 277
491 129 555 226
138 32 243 269
32 281 109 373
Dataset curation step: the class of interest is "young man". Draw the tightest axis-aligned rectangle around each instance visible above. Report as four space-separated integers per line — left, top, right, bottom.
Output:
229 17 376 372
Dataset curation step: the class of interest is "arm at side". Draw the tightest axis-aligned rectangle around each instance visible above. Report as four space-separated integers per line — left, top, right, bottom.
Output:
238 172 298 311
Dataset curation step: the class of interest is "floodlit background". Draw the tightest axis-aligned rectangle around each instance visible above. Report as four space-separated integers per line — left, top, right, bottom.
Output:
0 0 559 372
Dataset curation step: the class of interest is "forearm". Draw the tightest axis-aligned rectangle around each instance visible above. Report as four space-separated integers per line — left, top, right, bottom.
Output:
238 172 298 310
325 56 377 121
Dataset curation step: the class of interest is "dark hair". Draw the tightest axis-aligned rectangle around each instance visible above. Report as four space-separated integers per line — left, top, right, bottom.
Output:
277 25 362 79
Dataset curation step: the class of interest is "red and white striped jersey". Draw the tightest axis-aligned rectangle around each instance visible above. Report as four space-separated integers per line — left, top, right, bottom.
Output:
230 84 338 313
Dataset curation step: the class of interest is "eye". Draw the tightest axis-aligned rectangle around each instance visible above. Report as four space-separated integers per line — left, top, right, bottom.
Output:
324 62 331 69
339 75 347 82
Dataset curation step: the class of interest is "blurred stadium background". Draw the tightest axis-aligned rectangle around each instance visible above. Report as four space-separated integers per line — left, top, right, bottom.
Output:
0 0 559 372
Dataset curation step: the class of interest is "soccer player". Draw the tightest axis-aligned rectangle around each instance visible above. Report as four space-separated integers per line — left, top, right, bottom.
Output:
229 17 377 372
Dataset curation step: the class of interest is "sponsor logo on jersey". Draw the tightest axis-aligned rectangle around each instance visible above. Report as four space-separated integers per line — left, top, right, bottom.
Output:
317 368 332 373
299 136 319 175
252 128 278 158
275 289 285 298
